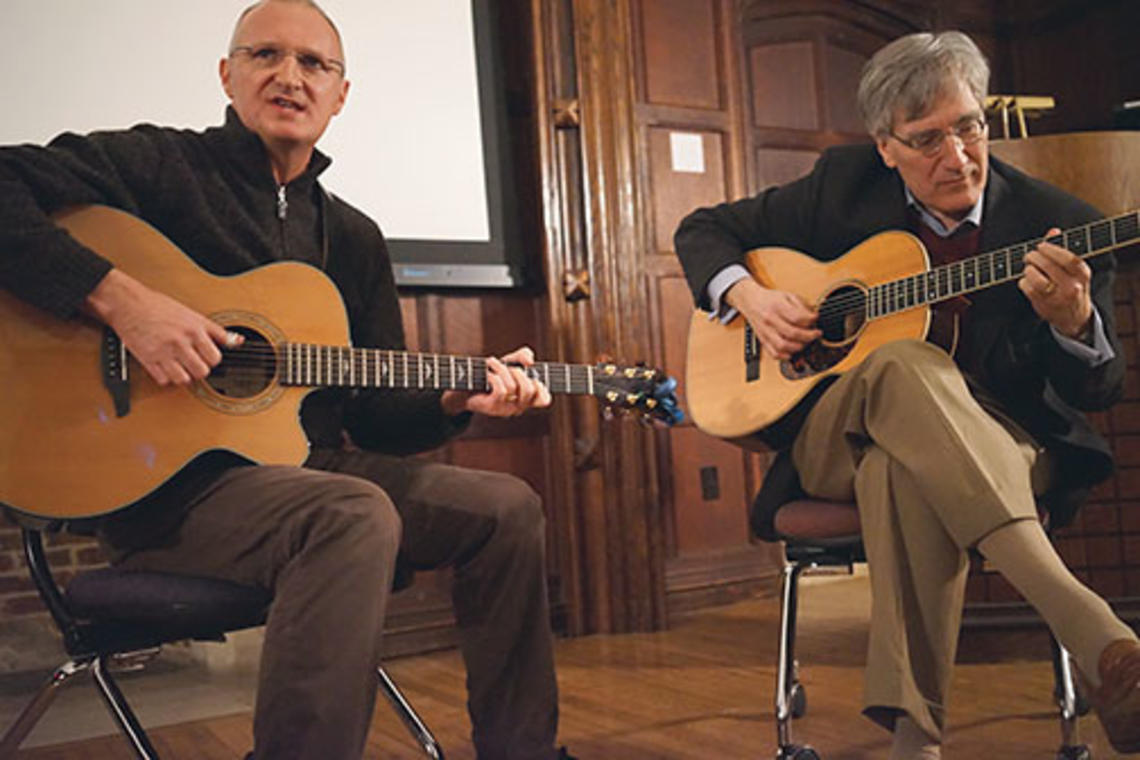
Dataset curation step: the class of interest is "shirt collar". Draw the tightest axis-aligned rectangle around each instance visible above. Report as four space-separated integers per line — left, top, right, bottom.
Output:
904 185 984 238
219 106 332 188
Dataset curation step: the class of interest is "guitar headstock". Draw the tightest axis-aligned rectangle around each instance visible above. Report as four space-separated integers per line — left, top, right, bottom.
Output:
592 362 683 426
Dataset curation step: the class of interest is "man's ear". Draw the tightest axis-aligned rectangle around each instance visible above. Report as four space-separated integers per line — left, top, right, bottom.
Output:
219 57 234 100
331 78 350 116
875 136 897 169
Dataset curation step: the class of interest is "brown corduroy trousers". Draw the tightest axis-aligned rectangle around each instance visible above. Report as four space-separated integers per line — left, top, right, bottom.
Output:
115 450 560 760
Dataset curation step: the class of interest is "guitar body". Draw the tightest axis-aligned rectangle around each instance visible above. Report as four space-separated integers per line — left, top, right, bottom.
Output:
0 205 349 519
685 231 932 441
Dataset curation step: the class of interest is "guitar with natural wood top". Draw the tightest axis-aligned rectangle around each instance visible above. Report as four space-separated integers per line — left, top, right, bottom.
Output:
685 210 1140 445
0 205 681 520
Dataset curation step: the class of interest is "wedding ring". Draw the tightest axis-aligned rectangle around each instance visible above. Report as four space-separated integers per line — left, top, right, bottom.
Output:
1043 280 1056 295
505 394 519 402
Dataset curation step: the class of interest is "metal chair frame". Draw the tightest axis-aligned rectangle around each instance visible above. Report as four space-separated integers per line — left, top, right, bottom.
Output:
0 524 444 759
772 531 1091 760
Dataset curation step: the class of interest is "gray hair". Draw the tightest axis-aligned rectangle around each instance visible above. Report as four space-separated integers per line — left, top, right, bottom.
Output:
857 31 989 137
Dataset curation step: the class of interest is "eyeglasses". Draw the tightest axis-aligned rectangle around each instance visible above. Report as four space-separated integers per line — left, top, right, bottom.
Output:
889 117 988 157
230 45 345 80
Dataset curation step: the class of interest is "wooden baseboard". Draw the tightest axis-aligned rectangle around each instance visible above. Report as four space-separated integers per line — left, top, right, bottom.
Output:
664 544 782 619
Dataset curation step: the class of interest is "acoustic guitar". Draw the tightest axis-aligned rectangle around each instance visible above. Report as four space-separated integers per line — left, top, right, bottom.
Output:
685 210 1140 445
0 205 681 520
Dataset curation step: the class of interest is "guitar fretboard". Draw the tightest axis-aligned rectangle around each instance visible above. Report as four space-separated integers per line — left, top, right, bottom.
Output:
279 346 598 396
863 210 1140 319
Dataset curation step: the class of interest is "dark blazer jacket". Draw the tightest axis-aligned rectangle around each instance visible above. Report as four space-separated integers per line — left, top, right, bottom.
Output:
674 143 1125 534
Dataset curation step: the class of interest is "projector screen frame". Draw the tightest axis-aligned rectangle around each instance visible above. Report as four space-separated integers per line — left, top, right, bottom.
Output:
386 0 531 289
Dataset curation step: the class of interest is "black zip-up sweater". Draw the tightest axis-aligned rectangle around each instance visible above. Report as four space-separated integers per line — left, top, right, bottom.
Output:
0 108 468 543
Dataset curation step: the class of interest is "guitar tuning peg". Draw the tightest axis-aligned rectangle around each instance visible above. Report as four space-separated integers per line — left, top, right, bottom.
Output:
601 405 616 422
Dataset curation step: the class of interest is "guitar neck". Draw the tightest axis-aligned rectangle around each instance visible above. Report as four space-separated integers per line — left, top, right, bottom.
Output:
279 346 599 396
867 209 1140 319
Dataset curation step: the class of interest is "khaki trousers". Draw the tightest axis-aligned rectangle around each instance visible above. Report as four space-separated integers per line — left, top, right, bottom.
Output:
791 339 1043 739
115 451 559 760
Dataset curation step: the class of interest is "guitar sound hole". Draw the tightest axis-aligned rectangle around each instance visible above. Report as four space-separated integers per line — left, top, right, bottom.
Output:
205 326 276 398
817 284 866 344
779 284 866 380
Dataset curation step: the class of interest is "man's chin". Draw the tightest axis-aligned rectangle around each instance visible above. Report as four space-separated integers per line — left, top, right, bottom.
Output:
933 186 982 215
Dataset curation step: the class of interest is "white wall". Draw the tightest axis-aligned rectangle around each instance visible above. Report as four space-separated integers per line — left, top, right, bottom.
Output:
0 0 489 242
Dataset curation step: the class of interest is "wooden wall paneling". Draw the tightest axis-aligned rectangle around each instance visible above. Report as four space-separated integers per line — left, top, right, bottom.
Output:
527 0 675 634
529 0 599 637
668 426 750 552
646 127 728 253
638 0 721 110
633 0 778 614
821 41 867 134
573 0 670 634
754 146 819 190
657 276 695 423
749 41 819 131
1000 1 1140 134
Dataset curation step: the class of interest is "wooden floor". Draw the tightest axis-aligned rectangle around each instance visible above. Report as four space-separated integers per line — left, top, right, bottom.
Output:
12 569 1133 759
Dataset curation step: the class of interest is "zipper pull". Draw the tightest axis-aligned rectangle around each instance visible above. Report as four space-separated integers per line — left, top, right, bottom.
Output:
276 185 288 220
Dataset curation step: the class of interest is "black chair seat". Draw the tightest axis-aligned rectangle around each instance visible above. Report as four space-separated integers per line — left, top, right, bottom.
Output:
64 568 271 656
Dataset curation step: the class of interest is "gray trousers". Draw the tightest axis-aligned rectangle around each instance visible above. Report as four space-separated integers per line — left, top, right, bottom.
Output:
792 339 1045 739
116 450 559 760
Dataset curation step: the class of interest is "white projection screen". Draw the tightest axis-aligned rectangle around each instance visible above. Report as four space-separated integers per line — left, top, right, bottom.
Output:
0 0 523 286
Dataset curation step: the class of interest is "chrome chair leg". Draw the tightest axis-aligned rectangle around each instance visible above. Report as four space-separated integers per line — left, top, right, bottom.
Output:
1051 638 1091 760
92 655 159 759
0 659 92 756
776 561 819 759
377 664 444 760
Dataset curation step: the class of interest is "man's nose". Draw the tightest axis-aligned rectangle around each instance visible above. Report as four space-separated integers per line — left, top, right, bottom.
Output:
940 134 970 167
273 53 304 88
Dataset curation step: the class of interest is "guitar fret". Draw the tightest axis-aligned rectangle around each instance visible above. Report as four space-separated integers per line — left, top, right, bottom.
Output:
586 364 594 396
1090 219 1112 250
1067 226 1089 254
1115 213 1138 245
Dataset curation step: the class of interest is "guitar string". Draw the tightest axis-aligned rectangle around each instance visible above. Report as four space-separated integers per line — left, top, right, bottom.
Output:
195 348 645 392
795 214 1138 330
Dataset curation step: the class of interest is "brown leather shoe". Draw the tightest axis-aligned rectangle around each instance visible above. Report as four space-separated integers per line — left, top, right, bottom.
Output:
1080 638 1140 753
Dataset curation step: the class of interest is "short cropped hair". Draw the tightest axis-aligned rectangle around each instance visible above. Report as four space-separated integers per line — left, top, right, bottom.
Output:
229 0 345 67
857 31 989 137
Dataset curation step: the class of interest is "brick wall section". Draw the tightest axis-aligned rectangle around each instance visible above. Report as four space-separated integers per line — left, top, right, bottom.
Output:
0 513 109 621
967 262 1140 606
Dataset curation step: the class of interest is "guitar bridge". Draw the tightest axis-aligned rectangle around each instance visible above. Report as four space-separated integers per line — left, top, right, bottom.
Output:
744 323 761 382
101 327 130 417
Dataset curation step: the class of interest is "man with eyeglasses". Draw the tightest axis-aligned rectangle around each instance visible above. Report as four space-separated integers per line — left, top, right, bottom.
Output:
675 30 1140 758
0 1 572 759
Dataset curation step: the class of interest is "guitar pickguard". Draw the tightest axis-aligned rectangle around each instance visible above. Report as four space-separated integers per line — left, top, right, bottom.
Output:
779 339 856 379
778 281 865 380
